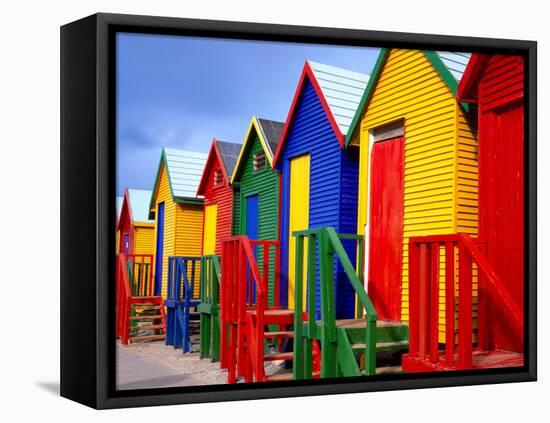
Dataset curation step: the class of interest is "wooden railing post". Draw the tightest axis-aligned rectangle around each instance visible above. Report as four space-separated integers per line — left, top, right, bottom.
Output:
445 242 456 366
293 233 305 380
319 229 337 378
408 239 419 358
429 244 440 363
458 239 473 369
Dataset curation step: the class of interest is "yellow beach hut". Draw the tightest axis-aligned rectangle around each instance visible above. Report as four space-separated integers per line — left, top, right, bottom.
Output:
149 148 208 299
345 49 475 340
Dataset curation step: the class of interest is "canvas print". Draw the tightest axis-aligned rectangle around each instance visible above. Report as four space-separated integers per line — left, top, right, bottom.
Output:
115 33 525 390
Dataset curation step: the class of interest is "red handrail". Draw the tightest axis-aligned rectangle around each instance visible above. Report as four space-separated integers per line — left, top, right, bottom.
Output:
220 236 281 383
116 253 132 343
408 234 523 370
116 253 156 344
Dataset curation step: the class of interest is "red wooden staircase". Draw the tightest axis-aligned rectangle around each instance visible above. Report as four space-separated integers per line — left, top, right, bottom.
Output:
402 234 524 372
220 236 320 383
116 253 167 345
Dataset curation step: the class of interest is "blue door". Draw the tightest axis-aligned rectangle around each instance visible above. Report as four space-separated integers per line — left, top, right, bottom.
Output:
123 234 129 254
246 195 259 240
154 202 165 296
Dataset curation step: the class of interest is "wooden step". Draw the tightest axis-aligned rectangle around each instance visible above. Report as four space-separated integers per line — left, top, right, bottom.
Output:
266 370 320 382
129 324 165 331
129 334 165 343
129 296 161 301
263 352 293 361
375 366 403 375
266 372 293 382
264 331 294 338
129 314 163 320
131 305 162 310
351 340 409 352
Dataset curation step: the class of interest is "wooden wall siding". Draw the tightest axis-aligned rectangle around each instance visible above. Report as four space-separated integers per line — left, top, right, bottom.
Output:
478 55 524 112
153 163 176 299
280 79 359 318
201 155 234 256
356 49 478 340
133 225 155 255
175 203 204 298
232 187 240 235
235 133 280 304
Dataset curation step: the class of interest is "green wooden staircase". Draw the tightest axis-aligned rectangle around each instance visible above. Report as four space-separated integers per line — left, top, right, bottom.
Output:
292 227 409 379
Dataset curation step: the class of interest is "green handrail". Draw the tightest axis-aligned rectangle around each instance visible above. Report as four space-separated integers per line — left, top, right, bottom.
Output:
325 228 377 322
292 227 378 378
199 255 221 361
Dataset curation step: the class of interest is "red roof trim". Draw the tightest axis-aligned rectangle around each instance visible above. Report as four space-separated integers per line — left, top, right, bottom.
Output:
196 139 230 196
117 188 133 230
457 53 490 103
272 61 345 167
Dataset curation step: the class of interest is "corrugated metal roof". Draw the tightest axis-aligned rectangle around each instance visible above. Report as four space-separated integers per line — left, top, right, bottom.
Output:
127 189 155 223
164 148 208 200
216 140 241 180
116 196 123 220
436 51 471 83
256 118 284 156
307 61 370 136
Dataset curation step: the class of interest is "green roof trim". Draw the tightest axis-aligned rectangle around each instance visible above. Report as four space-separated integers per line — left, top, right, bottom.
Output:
345 48 471 147
345 48 389 147
424 51 470 113
148 149 168 213
148 148 204 213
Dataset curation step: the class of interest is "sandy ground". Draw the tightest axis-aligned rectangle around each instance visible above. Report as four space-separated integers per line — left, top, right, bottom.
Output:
116 339 287 390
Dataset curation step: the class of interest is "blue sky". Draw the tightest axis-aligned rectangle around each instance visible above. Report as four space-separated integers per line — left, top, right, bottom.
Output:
116 32 380 196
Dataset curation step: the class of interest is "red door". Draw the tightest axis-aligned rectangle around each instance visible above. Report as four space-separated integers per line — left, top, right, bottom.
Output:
480 101 524 352
368 136 404 321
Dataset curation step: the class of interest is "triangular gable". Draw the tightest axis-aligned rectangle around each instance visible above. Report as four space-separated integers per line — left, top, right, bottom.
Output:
197 140 226 195
149 148 206 214
273 61 369 166
231 116 284 184
457 53 490 103
345 49 472 147
216 140 241 181
117 189 132 231
197 139 234 195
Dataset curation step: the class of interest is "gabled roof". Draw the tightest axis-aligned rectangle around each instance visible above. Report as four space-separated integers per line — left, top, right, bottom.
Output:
231 116 284 183
257 118 284 156
273 61 369 166
149 148 207 212
196 139 242 195
118 189 155 230
456 53 490 103
345 49 472 147
216 140 241 180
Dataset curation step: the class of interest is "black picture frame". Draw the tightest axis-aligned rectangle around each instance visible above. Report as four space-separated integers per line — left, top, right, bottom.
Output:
60 12 537 409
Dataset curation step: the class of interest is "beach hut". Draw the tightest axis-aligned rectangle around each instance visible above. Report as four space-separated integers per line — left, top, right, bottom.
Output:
345 49 474 338
457 53 524 353
196 139 241 256
117 189 156 255
231 116 284 303
149 148 207 298
273 61 369 319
